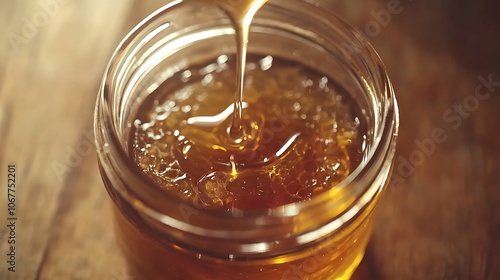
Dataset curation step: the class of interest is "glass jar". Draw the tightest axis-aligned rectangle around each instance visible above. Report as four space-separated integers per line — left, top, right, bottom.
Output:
94 0 399 279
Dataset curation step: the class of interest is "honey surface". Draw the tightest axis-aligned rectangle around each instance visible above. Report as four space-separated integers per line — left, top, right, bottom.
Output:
130 55 366 210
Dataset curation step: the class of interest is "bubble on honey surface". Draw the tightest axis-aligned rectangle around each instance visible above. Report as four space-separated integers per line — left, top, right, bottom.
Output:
203 73 217 86
259 55 273 71
217 54 228 65
181 70 192 83
197 171 232 207
302 79 314 88
319 76 329 90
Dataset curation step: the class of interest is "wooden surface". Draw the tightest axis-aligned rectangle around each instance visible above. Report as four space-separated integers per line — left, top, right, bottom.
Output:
1 0 499 279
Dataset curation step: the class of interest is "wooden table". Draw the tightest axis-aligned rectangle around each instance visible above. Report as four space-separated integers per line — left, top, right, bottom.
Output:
1 0 499 279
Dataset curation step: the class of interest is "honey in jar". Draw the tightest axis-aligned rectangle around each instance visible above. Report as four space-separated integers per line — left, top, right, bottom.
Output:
117 54 370 280
95 1 399 279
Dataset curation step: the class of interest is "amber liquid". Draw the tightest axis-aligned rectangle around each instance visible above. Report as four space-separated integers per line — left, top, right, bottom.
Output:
114 1 373 279
114 55 373 280
130 55 365 210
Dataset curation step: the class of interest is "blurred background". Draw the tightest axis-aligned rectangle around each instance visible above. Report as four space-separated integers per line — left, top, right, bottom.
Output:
0 0 499 279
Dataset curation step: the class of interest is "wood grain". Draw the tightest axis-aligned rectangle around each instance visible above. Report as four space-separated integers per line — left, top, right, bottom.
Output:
0 0 499 279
